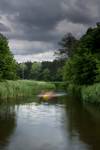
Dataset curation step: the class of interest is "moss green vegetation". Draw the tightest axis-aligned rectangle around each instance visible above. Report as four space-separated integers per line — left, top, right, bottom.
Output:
0 80 55 101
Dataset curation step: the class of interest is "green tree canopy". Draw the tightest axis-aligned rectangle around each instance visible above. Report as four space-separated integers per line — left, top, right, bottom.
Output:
30 62 41 80
41 68 50 81
79 23 100 55
62 23 100 86
57 33 78 59
0 33 17 80
63 50 97 85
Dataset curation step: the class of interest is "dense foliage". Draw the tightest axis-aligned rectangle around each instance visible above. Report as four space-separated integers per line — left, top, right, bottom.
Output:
57 33 78 59
0 33 17 80
17 60 65 81
62 23 100 87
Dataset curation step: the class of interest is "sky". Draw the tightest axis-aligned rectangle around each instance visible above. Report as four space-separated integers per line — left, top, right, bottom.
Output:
0 0 100 62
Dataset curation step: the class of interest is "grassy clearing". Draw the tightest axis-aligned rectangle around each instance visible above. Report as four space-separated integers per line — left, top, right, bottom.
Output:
0 80 55 101
81 83 100 104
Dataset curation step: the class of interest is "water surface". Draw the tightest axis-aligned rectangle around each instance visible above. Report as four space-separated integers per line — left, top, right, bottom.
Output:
0 93 100 150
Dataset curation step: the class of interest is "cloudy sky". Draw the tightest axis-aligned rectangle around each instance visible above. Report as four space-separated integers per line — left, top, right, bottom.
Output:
0 0 100 62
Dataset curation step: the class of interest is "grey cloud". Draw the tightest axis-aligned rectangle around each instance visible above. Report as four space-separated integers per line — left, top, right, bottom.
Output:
63 0 100 25
0 23 10 31
0 0 100 55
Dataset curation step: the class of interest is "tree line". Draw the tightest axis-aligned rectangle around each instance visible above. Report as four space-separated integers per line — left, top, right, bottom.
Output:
0 22 100 85
0 33 64 81
16 60 64 81
59 23 100 87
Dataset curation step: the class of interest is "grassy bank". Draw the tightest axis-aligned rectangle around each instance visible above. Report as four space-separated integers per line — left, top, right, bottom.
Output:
66 83 100 104
81 83 100 104
0 80 55 100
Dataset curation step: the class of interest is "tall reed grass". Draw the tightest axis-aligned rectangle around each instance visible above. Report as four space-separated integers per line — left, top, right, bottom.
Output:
0 80 55 101
81 83 100 104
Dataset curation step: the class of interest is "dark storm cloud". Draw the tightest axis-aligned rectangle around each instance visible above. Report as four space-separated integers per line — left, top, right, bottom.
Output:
0 23 10 31
63 0 100 25
0 0 100 55
4 0 65 42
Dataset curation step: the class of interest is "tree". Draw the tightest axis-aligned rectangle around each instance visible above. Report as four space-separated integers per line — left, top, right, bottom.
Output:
55 67 63 81
57 33 78 59
30 62 41 80
63 23 100 86
41 60 65 81
0 33 17 80
41 68 50 81
63 50 97 85
79 23 100 55
20 63 27 79
25 62 32 79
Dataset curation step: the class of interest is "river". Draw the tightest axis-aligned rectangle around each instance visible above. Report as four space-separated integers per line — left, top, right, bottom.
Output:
0 92 100 150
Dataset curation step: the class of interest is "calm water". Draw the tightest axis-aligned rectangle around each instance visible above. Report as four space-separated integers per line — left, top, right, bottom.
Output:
0 94 100 150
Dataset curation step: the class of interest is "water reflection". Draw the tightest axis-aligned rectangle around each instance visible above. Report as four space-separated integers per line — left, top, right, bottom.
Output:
64 96 100 150
0 93 100 150
0 104 16 149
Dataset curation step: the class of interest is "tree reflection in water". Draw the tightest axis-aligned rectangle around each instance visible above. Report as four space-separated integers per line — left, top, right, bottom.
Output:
0 104 16 149
64 96 100 150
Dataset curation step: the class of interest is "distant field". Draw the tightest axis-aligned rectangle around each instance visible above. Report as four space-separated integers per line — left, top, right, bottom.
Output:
0 80 55 101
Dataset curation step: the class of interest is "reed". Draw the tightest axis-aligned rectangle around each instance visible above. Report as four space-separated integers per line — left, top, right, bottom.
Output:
81 83 100 104
0 80 55 101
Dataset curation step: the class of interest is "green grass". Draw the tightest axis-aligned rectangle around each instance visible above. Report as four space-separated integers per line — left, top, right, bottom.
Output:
64 82 100 104
81 83 100 104
0 80 55 101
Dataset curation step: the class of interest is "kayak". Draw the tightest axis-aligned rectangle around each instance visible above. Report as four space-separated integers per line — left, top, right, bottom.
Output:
38 91 66 100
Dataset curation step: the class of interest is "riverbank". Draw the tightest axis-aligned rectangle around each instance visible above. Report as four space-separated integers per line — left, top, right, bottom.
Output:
81 83 100 104
66 83 100 104
0 80 55 101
